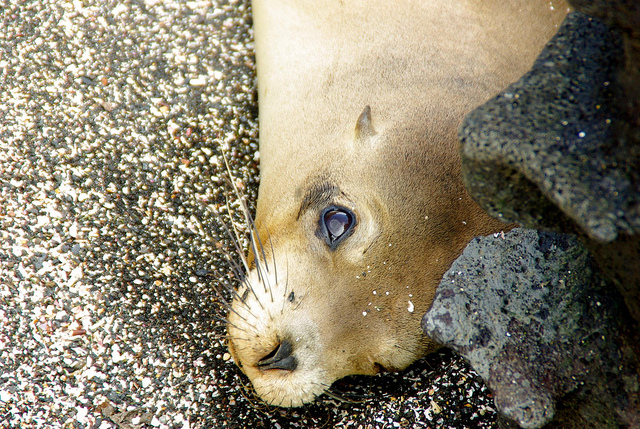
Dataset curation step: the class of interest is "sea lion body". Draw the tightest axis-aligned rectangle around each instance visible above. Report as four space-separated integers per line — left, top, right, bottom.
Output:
227 0 569 407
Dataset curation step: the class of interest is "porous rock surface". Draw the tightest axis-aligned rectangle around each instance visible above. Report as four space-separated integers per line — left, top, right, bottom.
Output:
423 229 640 428
433 5 640 429
459 11 640 323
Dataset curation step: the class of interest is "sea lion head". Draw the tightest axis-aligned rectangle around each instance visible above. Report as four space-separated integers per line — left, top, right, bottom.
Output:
226 106 499 407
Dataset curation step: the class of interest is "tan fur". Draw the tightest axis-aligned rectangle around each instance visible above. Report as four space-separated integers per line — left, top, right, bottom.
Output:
227 0 569 407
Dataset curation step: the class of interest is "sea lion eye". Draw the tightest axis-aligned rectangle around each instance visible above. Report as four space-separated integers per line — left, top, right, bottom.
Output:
321 207 355 248
325 210 351 238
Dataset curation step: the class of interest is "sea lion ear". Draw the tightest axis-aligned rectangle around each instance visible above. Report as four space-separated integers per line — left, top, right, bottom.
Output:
354 105 377 142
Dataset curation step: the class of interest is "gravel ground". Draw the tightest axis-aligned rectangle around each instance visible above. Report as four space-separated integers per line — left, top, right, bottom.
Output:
0 0 499 428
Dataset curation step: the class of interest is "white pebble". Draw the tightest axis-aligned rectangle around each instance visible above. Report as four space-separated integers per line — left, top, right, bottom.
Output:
189 76 207 86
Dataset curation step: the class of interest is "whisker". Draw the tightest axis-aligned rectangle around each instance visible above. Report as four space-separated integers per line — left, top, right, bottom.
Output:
293 286 306 311
218 307 264 338
217 258 266 314
209 305 260 337
283 256 289 299
214 211 261 305
236 379 281 412
221 196 253 276
211 315 247 333
206 264 238 293
236 195 266 269
206 262 259 313
212 287 252 323
321 377 384 405
219 153 270 292
216 245 247 283
251 223 275 303
214 209 265 310
216 276 244 302
224 335 253 343
247 224 270 296
232 189 275 303
323 387 370 404
281 257 291 315
215 152 280 312
208 332 230 342
268 227 278 285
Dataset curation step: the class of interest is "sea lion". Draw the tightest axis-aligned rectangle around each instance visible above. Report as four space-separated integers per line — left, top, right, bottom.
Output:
226 0 569 407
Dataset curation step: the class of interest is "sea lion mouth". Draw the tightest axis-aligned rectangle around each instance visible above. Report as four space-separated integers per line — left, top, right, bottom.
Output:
257 340 298 371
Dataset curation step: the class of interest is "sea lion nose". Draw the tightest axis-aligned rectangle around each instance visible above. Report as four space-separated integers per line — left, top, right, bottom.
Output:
257 340 297 371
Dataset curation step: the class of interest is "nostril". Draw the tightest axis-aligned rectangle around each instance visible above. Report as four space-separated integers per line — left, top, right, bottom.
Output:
257 340 297 371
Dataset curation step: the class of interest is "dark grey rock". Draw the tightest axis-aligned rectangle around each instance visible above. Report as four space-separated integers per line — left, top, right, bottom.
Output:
423 228 640 428
460 12 637 243
459 9 640 328
430 4 640 429
569 0 640 122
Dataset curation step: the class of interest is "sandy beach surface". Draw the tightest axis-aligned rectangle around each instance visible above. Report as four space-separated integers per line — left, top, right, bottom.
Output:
0 1 497 427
